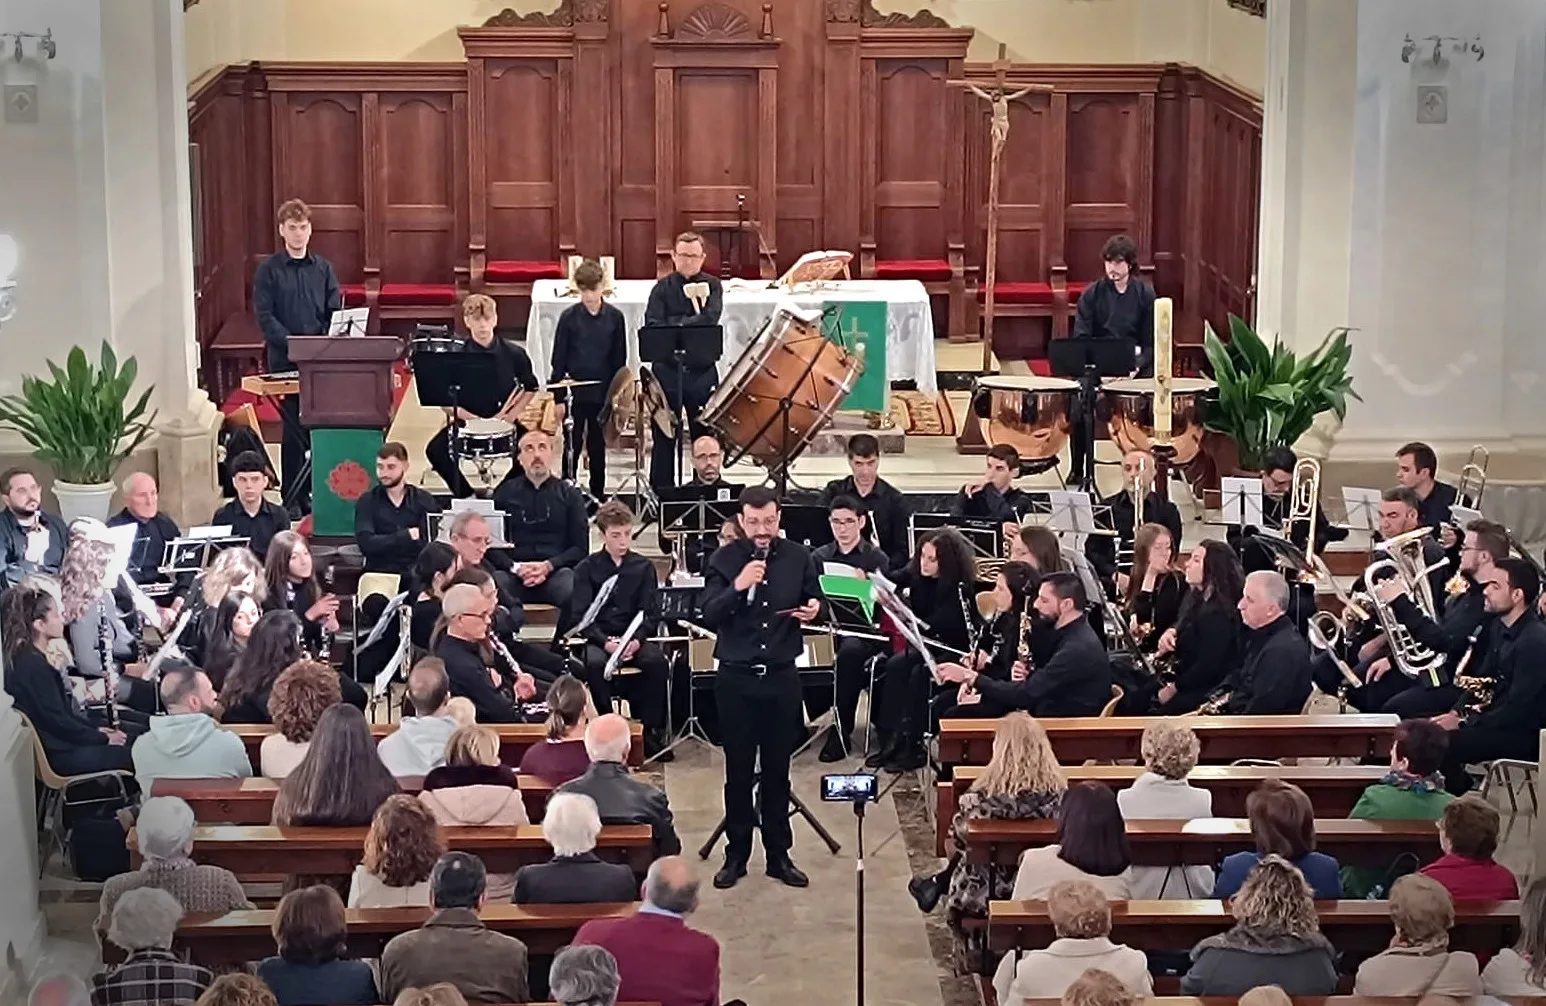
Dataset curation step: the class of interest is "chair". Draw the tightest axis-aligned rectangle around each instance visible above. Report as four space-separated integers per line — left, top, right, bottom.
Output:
1480 759 1539 815
20 713 133 876
1099 685 1123 717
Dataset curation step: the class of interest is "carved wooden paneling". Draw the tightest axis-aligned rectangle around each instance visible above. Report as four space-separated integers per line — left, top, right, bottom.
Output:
273 92 366 282
486 59 567 261
379 93 462 284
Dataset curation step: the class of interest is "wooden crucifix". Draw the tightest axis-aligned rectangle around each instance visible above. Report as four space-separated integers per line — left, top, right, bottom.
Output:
949 45 1052 374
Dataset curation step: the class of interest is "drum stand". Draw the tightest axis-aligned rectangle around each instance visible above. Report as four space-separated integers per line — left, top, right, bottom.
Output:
611 385 659 529
557 400 603 511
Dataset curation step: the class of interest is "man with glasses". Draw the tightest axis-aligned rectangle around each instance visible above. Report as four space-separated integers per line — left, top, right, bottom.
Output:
448 510 520 612
645 232 724 489
810 496 888 762
817 433 909 572
493 430 590 614
435 583 533 722
1230 445 1347 576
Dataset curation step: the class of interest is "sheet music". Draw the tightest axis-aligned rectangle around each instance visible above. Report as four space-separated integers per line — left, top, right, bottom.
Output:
358 592 410 651
569 575 618 639
438 500 507 546
1046 491 1100 534
328 307 370 337
822 562 859 578
100 522 138 587
374 639 408 698
870 572 938 675
603 612 645 680
1450 504 1482 527
188 525 233 540
1341 487 1382 532
1220 477 1264 527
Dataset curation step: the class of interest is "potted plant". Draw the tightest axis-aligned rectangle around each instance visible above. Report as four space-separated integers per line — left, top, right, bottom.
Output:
1203 314 1359 473
0 343 157 523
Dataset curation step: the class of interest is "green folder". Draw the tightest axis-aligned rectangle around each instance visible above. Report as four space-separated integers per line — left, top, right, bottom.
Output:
820 573 875 621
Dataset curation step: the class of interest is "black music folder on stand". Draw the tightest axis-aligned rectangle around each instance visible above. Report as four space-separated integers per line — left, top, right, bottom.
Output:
1050 337 1140 493
639 324 724 371
780 503 835 551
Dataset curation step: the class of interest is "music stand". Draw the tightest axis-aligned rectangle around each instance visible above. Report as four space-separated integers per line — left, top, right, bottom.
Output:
327 307 370 337
1341 487 1381 533
1220 476 1265 532
780 504 835 551
415 349 508 487
1049 337 1139 494
640 323 725 487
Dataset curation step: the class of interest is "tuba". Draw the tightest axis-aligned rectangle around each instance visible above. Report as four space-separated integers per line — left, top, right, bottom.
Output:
1363 527 1447 682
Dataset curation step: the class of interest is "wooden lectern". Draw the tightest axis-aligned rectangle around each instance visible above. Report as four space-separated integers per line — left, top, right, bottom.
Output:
288 336 400 537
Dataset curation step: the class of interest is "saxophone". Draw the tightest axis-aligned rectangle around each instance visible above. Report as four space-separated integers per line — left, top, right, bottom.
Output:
1452 625 1492 722
1195 689 1231 715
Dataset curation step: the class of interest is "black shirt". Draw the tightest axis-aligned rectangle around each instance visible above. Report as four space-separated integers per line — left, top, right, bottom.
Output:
1071 276 1156 376
436 633 520 723
1418 481 1459 531
1230 490 1349 573
1223 615 1312 715
645 271 724 327
4 645 105 753
1391 579 1489 677
1085 489 1184 591
550 302 627 404
701 537 823 665
491 474 589 569
1467 611 1546 735
975 616 1112 717
569 550 662 646
949 484 1033 523
818 476 910 572
410 596 442 652
211 499 290 559
253 250 342 371
354 485 442 576
1167 595 1242 711
455 336 538 419
812 539 889 576
107 509 181 586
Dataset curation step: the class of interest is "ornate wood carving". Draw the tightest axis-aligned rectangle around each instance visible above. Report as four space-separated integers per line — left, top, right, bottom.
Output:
484 3 574 28
860 0 950 28
1227 0 1265 16
826 0 860 23
574 0 609 21
676 2 756 41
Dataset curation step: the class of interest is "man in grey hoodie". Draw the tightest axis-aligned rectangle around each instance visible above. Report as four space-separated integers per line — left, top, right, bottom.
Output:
132 664 253 789
377 657 459 777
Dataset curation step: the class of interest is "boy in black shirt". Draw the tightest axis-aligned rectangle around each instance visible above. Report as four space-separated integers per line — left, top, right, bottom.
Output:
551 259 627 500
211 451 290 559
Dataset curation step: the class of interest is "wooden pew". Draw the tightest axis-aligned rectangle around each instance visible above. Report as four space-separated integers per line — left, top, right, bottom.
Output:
965 818 1439 869
140 823 653 879
936 764 1388 856
177 903 639 966
151 776 555 826
989 899 1520 958
938 715 1398 766
223 721 644 770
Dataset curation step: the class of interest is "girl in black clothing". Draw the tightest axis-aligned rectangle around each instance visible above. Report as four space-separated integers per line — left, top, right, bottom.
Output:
2 587 133 774
1154 538 1245 714
929 561 1041 726
202 590 260 693
408 542 460 652
217 609 305 723
1126 522 1186 652
264 531 339 655
869 528 979 772
179 547 266 667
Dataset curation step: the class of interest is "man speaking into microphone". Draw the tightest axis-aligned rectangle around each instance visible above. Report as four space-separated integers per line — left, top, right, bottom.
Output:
700 486 824 890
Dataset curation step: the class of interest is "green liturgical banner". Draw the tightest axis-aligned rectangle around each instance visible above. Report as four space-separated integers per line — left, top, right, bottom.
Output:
310 427 383 537
823 300 887 413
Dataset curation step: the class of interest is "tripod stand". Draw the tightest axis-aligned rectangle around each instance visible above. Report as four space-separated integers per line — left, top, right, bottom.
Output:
695 762 843 858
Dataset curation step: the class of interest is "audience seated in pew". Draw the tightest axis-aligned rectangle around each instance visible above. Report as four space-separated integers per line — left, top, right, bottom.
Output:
559 714 680 858
349 795 445 910
272 704 399 827
1235 985 1291 1006
97 797 251 939
549 946 620 1006
378 658 459 778
1482 876 1546 995
380 853 531 1005
391 986 469 1006
1057 968 1140 1006
573 856 717 1006
992 880 1152 1005
1211 778 1341 900
218 611 305 725
1179 854 1339 996
1342 718 1454 898
518 675 594 787
195 974 277 1006
1011 781 1132 902
908 712 1065 969
262 661 340 780
1353 873 1482 999
1115 720 1214 899
419 725 529 901
95 888 213 1006
515 792 637 906
1420 794 1520 901
257 885 379 1006
134 665 253 790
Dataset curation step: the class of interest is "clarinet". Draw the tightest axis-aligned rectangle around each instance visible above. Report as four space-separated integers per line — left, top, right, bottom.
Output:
98 598 120 729
486 629 524 699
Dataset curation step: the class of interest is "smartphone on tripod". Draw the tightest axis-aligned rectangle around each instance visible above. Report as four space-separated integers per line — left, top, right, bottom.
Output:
820 772 878 803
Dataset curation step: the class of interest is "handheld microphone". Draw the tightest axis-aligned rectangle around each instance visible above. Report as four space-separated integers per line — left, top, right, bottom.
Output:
748 544 769 603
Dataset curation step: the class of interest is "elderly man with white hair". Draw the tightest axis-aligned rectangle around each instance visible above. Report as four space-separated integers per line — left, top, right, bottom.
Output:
513 792 638 904
107 473 182 589
96 797 251 938
1206 569 1313 715
92 887 213 1006
549 945 622 1006
558 713 680 857
433 582 527 723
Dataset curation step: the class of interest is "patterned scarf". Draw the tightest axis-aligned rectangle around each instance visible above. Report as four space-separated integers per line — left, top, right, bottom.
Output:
1380 768 1447 793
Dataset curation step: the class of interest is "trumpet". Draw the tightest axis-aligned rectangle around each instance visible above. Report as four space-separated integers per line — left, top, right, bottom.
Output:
1457 444 1489 509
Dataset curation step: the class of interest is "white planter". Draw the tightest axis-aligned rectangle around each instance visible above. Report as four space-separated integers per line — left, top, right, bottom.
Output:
52 480 117 525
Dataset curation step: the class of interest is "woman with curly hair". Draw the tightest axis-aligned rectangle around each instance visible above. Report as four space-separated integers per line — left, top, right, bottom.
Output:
348 795 444 909
196 974 278 1006
58 522 137 685
994 880 1152 1002
870 526 978 771
907 713 1066 969
1117 720 1215 898
1180 854 1338 995
262 660 342 778
272 704 399 828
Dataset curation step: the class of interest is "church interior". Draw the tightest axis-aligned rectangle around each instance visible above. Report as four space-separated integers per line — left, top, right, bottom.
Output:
4 0 1546 1004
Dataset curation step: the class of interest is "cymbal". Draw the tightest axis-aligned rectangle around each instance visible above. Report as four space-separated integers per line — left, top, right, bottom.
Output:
548 378 602 389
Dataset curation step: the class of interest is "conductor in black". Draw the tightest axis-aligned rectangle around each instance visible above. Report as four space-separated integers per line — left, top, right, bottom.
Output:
700 486 824 890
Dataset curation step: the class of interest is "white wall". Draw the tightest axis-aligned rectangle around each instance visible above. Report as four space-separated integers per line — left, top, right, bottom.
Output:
1344 0 1546 450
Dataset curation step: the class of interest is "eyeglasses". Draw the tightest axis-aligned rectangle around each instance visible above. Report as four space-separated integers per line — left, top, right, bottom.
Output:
457 610 493 623
742 515 778 531
829 516 860 528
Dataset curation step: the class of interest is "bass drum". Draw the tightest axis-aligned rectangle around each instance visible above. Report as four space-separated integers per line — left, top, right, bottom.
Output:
701 306 864 469
969 375 1078 461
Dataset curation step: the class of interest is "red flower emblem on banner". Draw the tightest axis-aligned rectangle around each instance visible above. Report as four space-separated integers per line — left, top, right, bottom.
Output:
327 460 371 501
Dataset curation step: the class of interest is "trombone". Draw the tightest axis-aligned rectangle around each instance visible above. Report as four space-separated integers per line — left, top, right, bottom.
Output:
1457 444 1489 509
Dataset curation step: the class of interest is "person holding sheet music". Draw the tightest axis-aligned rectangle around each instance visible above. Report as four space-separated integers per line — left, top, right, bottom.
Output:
1085 449 1182 599
867 528 979 773
354 442 441 577
108 473 181 591
567 502 672 759
211 451 291 560
810 495 890 763
949 444 1033 527
817 433 911 572
645 231 724 490
937 572 1112 720
491 430 589 615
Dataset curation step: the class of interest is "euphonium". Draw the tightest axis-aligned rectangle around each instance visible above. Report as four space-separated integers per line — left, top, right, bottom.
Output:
1364 527 1447 681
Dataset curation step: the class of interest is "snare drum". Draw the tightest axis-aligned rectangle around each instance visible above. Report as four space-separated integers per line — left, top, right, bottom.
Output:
1102 376 1217 464
701 306 864 469
459 418 516 460
969 375 1078 460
